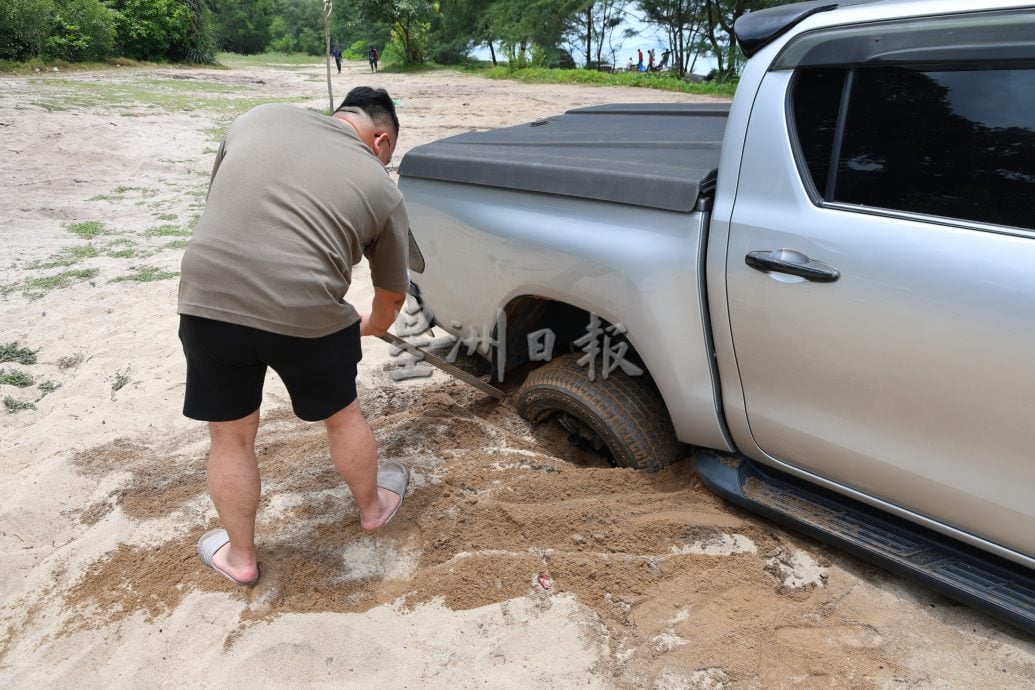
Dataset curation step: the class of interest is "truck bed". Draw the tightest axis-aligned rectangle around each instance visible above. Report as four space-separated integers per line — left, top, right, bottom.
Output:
398 103 729 213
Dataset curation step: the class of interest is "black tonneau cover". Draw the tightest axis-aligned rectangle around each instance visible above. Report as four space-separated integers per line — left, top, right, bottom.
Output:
398 103 729 213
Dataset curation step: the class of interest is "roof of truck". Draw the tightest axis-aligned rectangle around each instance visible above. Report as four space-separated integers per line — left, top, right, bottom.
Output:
398 103 729 213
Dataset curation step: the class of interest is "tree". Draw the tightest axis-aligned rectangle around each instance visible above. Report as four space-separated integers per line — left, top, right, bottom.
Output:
486 0 582 67
702 0 790 79
430 0 498 65
211 0 272 54
0 0 57 60
355 0 434 64
635 0 705 77
103 0 214 62
46 0 115 62
267 0 326 54
567 0 627 68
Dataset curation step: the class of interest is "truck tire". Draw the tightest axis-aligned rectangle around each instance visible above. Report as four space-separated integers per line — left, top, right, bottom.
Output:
516 353 684 472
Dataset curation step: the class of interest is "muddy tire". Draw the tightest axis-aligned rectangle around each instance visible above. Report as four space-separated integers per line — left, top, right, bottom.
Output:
516 353 684 472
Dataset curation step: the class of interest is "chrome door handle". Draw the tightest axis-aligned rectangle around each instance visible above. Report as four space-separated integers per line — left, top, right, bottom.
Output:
745 249 840 283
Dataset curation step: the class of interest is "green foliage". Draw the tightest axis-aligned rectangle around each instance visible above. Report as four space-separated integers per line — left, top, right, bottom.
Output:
29 243 101 269
345 38 369 60
22 268 100 294
0 368 34 387
145 223 190 236
45 0 115 61
484 65 736 96
355 0 434 64
38 380 60 395
67 220 109 238
105 0 191 60
112 265 179 282
3 396 36 413
0 0 56 59
266 0 325 55
103 0 215 62
216 50 319 66
212 0 272 54
0 342 37 365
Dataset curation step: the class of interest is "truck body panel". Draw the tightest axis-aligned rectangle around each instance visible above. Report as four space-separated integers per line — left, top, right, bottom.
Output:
400 178 732 451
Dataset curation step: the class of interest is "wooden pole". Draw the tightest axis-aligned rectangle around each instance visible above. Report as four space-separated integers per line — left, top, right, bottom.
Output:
324 1 333 113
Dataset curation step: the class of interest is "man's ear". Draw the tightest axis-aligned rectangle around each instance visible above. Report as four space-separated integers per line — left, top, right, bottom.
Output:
373 132 392 163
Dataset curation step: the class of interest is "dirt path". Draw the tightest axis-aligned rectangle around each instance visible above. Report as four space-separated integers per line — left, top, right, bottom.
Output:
0 59 1032 688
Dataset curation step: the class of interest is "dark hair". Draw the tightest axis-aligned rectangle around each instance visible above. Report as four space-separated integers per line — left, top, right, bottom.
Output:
335 86 399 136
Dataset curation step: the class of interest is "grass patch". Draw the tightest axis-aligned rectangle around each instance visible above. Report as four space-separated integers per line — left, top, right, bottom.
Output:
111 367 130 398
68 221 109 239
26 77 309 116
379 61 441 74
3 396 36 413
0 368 34 387
98 185 158 199
112 266 179 283
146 224 191 237
10 268 100 298
164 239 190 250
217 52 322 68
30 244 101 269
482 66 737 97
0 57 140 75
156 213 177 221
104 238 138 258
37 380 60 397
0 342 37 365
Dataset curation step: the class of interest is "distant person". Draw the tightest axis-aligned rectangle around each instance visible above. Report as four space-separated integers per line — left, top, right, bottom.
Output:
331 46 342 74
626 57 634 71
659 49 671 71
368 47 379 73
648 49 655 71
637 49 643 72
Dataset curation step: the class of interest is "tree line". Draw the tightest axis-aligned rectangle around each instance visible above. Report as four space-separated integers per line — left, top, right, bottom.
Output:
1 0 792 78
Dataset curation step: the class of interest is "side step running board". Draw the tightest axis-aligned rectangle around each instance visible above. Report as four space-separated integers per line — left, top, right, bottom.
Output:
695 452 1035 636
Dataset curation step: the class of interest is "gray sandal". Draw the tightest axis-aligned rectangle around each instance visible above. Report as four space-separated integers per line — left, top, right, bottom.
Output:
375 461 409 526
197 528 259 586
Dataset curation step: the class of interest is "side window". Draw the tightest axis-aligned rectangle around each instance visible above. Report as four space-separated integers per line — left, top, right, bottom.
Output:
792 65 1035 231
791 68 845 198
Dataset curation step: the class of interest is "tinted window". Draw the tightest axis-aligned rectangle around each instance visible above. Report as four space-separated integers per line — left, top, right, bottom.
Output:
792 68 845 197
792 65 1035 231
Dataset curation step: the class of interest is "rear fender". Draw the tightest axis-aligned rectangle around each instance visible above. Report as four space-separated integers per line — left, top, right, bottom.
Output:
401 178 733 452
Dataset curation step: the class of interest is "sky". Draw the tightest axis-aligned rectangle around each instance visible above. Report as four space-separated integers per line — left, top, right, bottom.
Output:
469 13 720 75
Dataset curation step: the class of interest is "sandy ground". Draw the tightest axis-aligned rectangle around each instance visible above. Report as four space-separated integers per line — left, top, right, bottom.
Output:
1 59 1033 688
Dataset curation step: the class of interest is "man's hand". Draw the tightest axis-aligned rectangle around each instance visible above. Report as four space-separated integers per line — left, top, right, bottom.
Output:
359 312 383 337
360 287 407 337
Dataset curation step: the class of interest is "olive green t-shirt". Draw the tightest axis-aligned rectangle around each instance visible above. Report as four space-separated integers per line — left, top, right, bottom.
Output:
178 103 409 337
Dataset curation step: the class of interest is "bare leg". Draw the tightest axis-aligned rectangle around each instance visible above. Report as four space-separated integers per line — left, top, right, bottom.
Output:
207 410 261 583
325 400 400 529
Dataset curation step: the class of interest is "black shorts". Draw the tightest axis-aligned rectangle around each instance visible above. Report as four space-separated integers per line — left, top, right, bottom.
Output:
178 315 362 423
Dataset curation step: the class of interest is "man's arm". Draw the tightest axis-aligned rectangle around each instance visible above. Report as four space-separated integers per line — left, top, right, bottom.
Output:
205 138 227 202
359 287 407 337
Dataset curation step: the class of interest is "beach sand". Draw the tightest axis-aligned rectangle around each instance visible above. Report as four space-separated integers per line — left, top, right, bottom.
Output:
1 60 1032 687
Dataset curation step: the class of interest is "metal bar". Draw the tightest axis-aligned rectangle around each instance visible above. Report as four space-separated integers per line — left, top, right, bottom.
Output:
379 332 505 399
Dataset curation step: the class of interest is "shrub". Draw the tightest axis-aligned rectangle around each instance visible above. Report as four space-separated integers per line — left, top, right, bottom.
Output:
0 0 57 60
106 0 189 60
45 0 115 61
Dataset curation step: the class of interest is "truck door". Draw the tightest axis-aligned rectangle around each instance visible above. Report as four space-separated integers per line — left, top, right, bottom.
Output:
722 12 1035 561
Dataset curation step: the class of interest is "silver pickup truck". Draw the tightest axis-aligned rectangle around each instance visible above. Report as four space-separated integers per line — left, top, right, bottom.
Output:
398 0 1035 633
